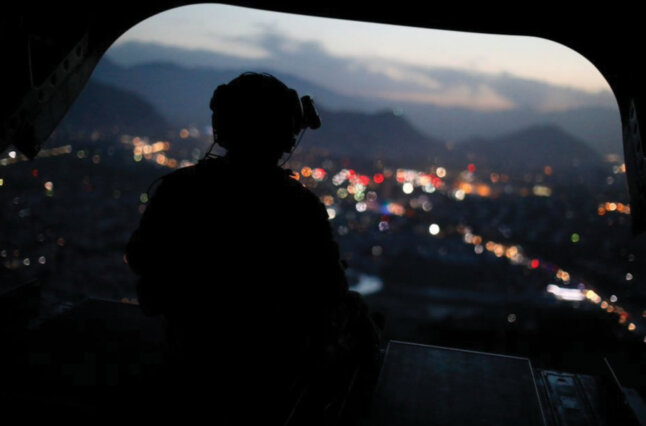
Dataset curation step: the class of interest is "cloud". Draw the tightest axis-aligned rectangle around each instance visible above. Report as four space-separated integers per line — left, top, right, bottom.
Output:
112 28 617 113
237 28 615 112
378 84 516 111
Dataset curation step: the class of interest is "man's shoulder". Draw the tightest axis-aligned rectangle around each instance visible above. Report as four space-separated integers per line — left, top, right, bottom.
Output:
152 159 226 194
280 171 324 202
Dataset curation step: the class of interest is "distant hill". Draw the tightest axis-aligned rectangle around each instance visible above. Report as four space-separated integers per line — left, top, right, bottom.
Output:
103 42 622 154
458 125 604 174
59 71 446 166
59 72 604 175
402 104 621 156
55 80 170 139
309 108 448 166
91 58 373 129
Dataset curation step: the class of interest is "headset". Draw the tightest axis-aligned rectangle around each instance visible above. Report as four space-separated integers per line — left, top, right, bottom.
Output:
205 72 321 161
146 73 320 198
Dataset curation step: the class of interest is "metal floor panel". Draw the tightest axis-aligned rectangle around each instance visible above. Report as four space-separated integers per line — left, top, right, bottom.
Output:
369 341 546 426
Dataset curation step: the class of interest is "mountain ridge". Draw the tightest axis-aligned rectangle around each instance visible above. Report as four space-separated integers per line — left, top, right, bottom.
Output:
101 41 621 154
58 77 604 175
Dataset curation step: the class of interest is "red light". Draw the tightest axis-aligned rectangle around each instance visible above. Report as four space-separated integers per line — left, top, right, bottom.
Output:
373 173 384 184
530 259 540 269
312 168 326 180
468 163 476 173
359 175 370 186
31 169 38 178
347 169 358 184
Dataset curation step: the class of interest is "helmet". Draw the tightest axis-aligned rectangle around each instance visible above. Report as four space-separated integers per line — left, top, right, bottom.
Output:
209 72 319 157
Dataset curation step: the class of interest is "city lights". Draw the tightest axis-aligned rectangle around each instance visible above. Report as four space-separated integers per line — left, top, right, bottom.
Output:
546 284 585 301
1 105 643 355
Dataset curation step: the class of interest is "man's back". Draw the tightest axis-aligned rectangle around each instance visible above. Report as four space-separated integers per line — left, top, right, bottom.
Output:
127 157 349 385
125 73 380 422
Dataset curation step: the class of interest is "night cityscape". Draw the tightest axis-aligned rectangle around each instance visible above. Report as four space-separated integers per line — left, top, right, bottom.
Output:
1 120 644 377
2 5 646 421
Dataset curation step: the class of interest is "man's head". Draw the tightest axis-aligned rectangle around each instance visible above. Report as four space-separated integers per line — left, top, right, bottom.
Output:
209 72 305 163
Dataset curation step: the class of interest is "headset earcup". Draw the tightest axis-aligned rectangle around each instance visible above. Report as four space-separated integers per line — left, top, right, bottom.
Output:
290 89 304 133
280 89 303 153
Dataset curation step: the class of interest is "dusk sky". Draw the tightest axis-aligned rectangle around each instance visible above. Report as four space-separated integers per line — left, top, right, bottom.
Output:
110 4 615 113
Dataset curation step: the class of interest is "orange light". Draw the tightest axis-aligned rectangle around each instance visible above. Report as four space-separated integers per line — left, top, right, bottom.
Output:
396 169 405 183
155 154 168 166
458 182 473 194
476 184 491 197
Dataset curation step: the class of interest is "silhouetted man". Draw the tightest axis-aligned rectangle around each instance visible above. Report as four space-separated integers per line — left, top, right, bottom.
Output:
126 72 379 422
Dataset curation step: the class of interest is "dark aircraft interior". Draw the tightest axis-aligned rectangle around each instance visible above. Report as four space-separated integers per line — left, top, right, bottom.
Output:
1 3 645 424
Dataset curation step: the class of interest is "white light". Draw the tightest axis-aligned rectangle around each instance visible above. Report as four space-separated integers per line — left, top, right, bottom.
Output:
454 189 465 201
429 224 440 235
355 202 367 212
626 273 633 281
402 182 414 194
349 274 384 296
474 245 484 254
436 167 446 178
8 151 16 159
422 184 436 194
546 284 585 301
610 294 618 303
326 208 336 220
